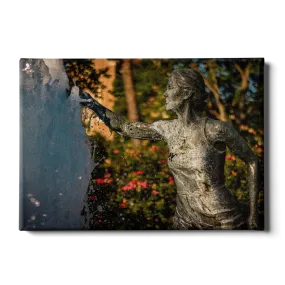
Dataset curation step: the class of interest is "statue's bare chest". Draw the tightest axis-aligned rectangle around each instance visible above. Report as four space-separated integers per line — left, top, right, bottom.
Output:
166 122 206 160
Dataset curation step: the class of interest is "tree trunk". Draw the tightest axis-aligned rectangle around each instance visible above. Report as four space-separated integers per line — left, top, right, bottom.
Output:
120 59 140 146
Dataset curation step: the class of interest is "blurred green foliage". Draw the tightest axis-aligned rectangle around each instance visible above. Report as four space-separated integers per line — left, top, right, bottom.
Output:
78 59 264 230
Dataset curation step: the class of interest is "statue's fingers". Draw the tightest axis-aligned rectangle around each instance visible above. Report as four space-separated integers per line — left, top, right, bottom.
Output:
80 102 93 108
79 90 93 100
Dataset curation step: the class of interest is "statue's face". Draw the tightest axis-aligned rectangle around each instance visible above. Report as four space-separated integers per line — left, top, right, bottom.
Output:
164 76 184 111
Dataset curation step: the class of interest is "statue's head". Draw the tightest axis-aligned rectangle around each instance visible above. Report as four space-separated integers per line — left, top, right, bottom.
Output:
164 68 206 112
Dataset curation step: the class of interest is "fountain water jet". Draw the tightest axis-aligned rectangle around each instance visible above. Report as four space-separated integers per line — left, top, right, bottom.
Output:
20 59 94 230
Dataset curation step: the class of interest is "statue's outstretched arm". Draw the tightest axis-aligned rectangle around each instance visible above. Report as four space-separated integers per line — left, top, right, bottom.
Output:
80 99 163 141
218 122 259 229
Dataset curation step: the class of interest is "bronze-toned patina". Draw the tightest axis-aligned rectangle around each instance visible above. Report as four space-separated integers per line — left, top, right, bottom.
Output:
81 68 259 230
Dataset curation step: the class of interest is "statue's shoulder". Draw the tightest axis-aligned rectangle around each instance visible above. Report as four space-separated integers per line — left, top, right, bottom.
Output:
205 117 237 141
206 118 233 131
152 119 176 126
151 119 176 136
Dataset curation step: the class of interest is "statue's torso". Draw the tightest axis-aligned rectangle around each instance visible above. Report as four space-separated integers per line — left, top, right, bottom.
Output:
166 118 225 188
151 118 246 229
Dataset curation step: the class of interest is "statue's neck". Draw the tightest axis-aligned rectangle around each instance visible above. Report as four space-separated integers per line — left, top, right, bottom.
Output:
175 100 201 126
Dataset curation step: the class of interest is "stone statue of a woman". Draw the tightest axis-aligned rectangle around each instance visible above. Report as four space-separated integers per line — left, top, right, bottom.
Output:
81 68 259 230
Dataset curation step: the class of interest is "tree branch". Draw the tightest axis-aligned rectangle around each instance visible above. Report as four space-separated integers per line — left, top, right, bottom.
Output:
234 63 251 127
234 63 251 91
234 63 243 75
208 109 221 119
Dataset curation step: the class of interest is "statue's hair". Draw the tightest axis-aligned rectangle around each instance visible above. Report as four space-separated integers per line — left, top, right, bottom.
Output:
171 68 207 112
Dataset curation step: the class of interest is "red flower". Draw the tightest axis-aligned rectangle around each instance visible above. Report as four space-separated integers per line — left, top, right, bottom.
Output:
138 181 148 189
120 199 128 208
129 151 139 158
168 176 174 184
225 155 231 160
161 159 166 164
96 178 105 184
129 180 137 186
89 195 97 201
122 181 136 191
95 174 113 185
103 178 113 184
134 170 144 175
113 149 120 154
121 180 149 191
150 145 159 152
152 190 159 195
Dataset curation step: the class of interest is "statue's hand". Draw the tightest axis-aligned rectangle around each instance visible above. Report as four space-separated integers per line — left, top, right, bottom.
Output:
247 213 259 230
79 90 95 101
80 100 95 108
79 91 100 108
80 96 101 116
